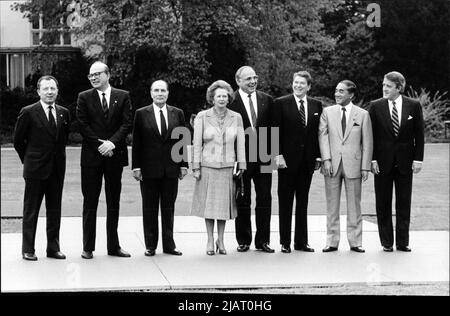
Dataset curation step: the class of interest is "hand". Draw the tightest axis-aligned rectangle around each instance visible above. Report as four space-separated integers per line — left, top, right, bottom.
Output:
179 168 188 180
371 161 380 175
98 139 115 156
321 160 333 177
275 155 287 169
104 150 113 157
193 169 201 180
133 169 143 181
361 170 369 182
314 160 321 171
412 161 422 174
235 169 244 178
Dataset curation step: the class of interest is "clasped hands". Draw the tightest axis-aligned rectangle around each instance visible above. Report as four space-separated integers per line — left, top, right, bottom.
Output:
98 139 114 157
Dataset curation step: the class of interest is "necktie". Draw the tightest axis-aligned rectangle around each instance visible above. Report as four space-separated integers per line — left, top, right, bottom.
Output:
160 109 167 137
341 106 346 135
392 101 399 136
248 94 257 129
48 105 56 131
102 92 108 119
299 100 306 127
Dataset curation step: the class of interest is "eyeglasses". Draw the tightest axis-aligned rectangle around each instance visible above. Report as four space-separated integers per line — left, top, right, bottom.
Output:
87 71 105 79
242 75 259 81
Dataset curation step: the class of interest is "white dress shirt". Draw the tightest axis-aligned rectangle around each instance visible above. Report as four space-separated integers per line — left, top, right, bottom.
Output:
294 94 308 125
153 103 168 135
238 89 258 128
40 100 57 124
96 85 112 108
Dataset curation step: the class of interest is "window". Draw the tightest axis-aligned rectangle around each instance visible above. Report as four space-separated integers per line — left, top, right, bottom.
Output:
0 53 32 89
31 11 73 46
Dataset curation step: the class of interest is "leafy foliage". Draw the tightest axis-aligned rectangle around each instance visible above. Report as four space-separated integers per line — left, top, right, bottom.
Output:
406 87 450 140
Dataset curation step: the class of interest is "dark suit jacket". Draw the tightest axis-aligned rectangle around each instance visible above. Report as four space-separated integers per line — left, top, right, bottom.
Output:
132 104 188 179
13 102 70 179
228 90 274 166
369 96 424 174
76 87 132 167
273 95 322 173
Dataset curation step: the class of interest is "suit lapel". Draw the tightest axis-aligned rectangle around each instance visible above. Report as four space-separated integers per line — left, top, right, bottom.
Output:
108 88 118 123
92 89 107 125
55 104 63 140
145 106 161 140
332 106 344 140
234 92 252 128
343 106 358 141
289 95 303 123
398 96 409 135
163 106 175 142
205 108 221 134
381 99 395 137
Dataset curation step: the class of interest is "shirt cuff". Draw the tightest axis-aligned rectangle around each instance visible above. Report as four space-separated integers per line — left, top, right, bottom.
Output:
413 161 422 164
132 168 141 172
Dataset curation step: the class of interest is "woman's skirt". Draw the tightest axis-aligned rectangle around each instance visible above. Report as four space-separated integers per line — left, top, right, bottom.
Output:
191 167 237 220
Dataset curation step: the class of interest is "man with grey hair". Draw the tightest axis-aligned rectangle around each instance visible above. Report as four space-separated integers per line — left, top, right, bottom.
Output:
77 61 133 259
369 71 424 252
229 66 275 253
132 80 188 256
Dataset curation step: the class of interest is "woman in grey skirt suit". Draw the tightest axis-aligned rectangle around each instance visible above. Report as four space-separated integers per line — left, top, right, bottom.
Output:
191 80 246 255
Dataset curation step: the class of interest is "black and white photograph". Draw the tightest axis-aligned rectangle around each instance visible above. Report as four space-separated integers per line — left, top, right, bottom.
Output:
1 0 448 306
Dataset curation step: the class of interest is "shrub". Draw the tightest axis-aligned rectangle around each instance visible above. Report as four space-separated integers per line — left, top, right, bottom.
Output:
406 87 450 140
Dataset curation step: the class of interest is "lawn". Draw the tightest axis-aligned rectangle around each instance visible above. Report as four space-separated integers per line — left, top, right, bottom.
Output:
1 144 448 230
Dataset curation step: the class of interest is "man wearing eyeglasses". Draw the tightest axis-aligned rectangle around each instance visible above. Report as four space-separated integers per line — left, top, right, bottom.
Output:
228 66 275 253
76 61 133 259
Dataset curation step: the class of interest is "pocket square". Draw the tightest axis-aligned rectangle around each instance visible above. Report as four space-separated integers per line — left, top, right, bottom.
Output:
314 113 319 116
408 115 413 120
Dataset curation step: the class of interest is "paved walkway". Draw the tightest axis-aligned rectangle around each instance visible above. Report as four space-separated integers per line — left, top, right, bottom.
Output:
1 216 448 292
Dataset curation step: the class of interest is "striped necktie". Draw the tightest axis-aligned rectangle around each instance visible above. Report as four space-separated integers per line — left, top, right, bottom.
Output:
392 101 399 136
299 100 306 127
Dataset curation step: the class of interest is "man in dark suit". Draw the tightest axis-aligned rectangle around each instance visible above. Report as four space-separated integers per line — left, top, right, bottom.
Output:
229 66 275 253
132 80 188 256
76 61 132 259
14 75 70 261
272 71 322 253
369 71 424 252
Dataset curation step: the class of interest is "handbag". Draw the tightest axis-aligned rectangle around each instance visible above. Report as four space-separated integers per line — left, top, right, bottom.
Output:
233 162 244 200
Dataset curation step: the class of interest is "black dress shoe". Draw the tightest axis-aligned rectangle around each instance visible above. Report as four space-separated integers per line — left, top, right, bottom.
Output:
163 248 183 256
108 248 131 257
322 246 338 252
294 244 315 252
397 245 412 252
281 245 291 253
22 253 38 261
383 246 394 252
144 249 155 256
237 244 250 252
47 251 66 259
256 243 275 253
81 251 93 259
350 246 365 253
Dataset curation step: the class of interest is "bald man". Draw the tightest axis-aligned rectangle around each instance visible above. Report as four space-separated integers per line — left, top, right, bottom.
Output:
76 61 133 259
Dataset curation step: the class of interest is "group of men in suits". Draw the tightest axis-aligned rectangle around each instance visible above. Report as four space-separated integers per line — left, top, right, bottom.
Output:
14 61 424 260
